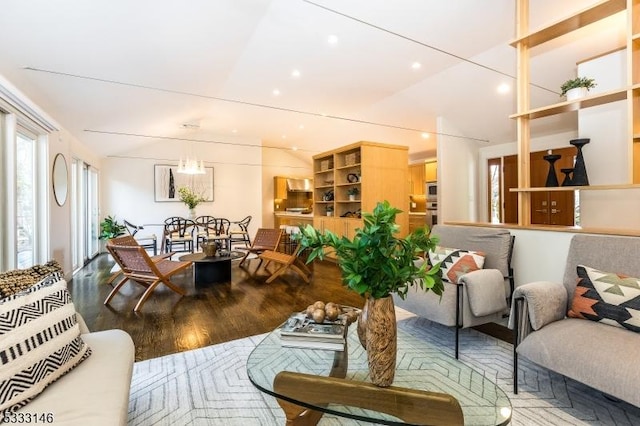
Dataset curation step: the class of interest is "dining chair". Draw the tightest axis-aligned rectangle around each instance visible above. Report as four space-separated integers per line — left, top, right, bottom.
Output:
105 239 191 312
195 215 218 248
163 217 197 254
229 216 252 249
124 219 158 255
215 218 232 251
238 228 283 268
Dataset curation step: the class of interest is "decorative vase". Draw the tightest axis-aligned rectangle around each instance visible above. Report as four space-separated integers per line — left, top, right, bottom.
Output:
349 194 356 201
561 168 574 186
570 138 590 186
566 87 588 101
360 295 397 387
201 241 217 257
357 300 369 349
543 154 561 187
189 208 197 220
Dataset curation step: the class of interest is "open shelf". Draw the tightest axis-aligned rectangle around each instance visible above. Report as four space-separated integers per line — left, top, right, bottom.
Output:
510 87 631 120
509 183 640 192
510 0 626 48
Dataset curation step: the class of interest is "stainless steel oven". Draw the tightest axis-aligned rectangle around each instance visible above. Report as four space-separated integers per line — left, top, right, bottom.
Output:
426 201 437 227
426 181 437 201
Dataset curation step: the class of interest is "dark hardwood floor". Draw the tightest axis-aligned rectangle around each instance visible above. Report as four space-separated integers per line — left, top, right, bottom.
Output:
68 254 365 361
69 253 511 362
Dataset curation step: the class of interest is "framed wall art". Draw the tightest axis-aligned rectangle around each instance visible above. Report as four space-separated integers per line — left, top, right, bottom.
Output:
154 164 214 202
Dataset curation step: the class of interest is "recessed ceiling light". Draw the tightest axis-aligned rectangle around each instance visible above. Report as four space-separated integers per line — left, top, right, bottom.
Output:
497 83 510 94
272 89 281 96
231 129 238 133
411 62 422 70
292 146 298 151
298 124 305 130
327 35 339 44
282 134 287 139
421 132 430 139
291 69 301 78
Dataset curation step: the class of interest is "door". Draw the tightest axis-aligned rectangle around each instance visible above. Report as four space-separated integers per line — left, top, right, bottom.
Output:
530 148 575 226
502 155 518 224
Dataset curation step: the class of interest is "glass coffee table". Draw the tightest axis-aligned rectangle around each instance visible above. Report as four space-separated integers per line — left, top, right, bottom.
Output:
247 320 511 425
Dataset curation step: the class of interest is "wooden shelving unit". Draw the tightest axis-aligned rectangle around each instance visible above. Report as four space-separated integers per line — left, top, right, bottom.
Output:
511 0 638 225
510 183 640 192
312 141 409 255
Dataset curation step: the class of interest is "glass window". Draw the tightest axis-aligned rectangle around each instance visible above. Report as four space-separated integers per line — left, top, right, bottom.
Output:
16 131 36 268
488 158 502 224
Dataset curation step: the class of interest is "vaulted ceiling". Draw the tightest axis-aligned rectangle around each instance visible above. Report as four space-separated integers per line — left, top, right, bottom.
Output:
0 0 626 160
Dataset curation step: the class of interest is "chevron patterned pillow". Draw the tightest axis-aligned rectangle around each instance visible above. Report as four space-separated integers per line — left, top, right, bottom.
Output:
428 246 486 284
568 265 640 332
0 274 91 415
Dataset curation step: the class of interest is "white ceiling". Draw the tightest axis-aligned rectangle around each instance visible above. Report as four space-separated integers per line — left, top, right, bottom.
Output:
0 0 627 159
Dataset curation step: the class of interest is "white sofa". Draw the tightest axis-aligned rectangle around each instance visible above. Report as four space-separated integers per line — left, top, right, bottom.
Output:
15 314 135 425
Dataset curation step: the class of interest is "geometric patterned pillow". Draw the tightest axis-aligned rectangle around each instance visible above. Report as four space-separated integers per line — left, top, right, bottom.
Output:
0 260 63 299
0 274 91 415
428 246 486 284
567 265 640 332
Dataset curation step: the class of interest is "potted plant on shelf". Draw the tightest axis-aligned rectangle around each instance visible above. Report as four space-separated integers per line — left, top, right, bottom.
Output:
294 201 443 386
178 186 206 219
99 215 127 240
560 76 596 101
347 187 360 201
325 205 334 217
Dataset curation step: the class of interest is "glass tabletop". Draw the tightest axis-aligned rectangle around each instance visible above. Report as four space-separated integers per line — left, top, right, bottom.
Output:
246 319 511 425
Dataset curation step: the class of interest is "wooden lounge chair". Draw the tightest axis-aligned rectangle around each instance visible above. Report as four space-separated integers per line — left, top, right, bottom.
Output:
238 228 282 267
105 241 191 312
106 235 173 286
258 244 312 284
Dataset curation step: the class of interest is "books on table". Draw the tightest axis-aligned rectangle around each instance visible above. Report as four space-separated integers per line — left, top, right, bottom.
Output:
279 312 347 351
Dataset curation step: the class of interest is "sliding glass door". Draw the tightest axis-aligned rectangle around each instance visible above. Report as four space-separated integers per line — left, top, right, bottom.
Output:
71 159 99 272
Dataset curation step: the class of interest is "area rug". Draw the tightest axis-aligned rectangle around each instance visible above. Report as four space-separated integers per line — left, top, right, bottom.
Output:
128 309 640 425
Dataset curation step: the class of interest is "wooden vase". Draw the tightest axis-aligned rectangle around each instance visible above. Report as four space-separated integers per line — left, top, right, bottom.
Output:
357 299 369 349
362 295 397 387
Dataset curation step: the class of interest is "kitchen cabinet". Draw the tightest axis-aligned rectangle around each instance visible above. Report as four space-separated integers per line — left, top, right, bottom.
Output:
425 161 437 182
274 177 288 200
408 164 425 195
274 215 314 229
408 214 427 233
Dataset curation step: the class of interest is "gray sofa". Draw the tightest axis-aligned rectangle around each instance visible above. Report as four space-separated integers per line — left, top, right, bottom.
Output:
394 224 514 358
511 234 640 407
15 314 135 425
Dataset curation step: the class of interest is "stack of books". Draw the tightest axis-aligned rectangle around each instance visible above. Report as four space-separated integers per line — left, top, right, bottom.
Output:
279 312 347 351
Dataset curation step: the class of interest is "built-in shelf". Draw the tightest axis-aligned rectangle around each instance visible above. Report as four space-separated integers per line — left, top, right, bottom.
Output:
632 33 640 42
510 87 631 120
314 170 333 174
337 163 361 170
510 183 640 192
510 0 626 48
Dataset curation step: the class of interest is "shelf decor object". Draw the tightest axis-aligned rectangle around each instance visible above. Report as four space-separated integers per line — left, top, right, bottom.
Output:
570 138 590 186
543 154 562 187
560 76 597 101
560 168 574 186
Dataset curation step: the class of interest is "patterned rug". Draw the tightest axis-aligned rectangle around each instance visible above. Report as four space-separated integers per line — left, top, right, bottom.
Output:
128 309 640 425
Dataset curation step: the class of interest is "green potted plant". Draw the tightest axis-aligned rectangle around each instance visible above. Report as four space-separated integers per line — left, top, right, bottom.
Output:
294 200 443 386
346 187 360 201
560 76 596 100
178 186 206 218
325 204 334 217
99 215 127 240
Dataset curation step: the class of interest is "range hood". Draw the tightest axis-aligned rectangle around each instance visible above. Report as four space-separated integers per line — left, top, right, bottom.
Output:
286 178 313 192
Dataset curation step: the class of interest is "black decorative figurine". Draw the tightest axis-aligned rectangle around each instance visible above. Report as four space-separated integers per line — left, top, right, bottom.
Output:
560 168 574 186
570 138 590 186
543 154 561 187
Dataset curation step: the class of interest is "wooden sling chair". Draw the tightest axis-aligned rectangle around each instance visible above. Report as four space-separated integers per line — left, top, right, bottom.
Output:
105 241 191 312
258 243 312 284
106 235 173 286
238 228 283 268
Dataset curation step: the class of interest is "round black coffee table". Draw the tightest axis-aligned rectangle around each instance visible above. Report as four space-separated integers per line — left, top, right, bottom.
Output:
179 251 244 285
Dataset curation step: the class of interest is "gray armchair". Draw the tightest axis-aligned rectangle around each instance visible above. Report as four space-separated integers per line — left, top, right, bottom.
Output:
393 224 514 358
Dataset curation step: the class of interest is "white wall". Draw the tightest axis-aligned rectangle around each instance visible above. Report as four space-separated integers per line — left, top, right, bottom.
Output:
101 136 263 239
437 117 479 222
260 147 313 228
